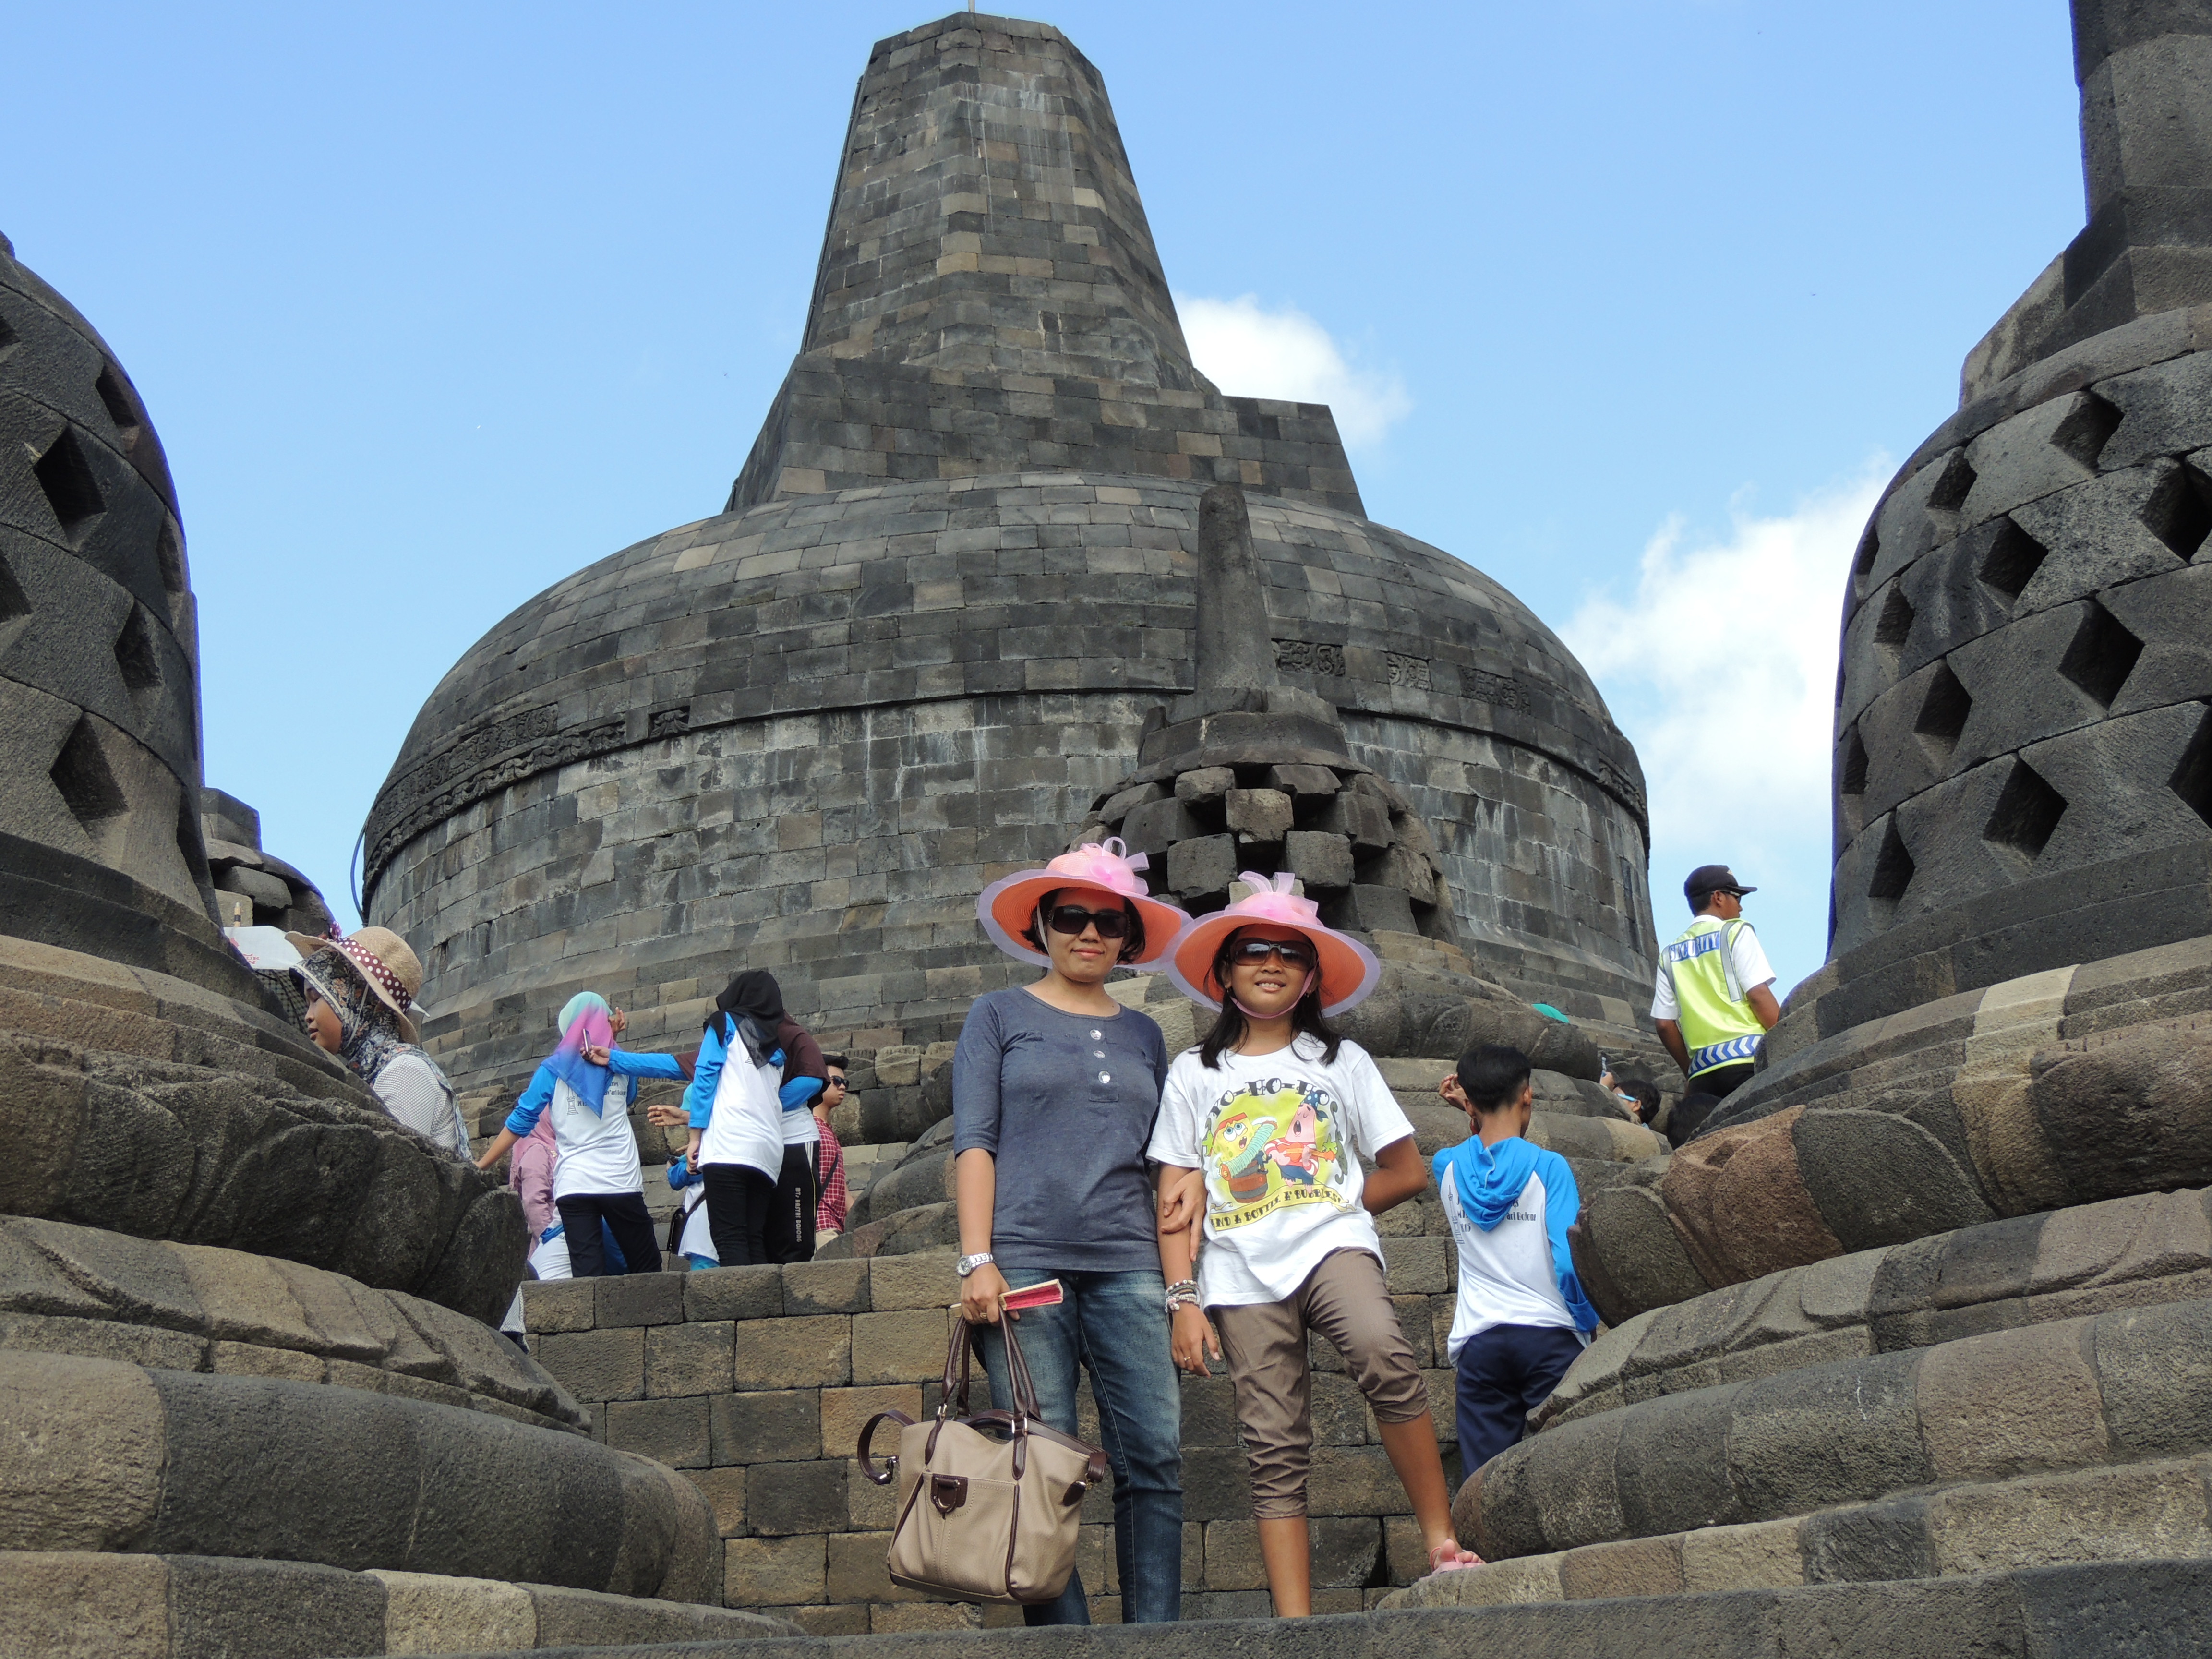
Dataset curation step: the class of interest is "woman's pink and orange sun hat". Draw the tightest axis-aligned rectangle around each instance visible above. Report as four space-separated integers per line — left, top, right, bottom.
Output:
976 837 1190 970
1167 871 1382 1017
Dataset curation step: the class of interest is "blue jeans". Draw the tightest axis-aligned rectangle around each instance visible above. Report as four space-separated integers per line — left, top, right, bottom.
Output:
974 1267 1182 1625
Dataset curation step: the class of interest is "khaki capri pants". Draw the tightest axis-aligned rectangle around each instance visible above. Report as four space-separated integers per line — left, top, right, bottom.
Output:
1210 1247 1429 1519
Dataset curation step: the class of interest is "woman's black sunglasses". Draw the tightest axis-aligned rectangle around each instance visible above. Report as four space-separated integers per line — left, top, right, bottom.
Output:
1227 938 1316 971
1045 904 1133 939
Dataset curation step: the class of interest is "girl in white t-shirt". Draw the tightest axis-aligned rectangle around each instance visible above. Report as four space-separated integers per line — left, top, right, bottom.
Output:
1150 874 1483 1613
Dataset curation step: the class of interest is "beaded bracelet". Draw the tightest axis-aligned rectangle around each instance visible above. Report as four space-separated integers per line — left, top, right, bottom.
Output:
1164 1280 1200 1314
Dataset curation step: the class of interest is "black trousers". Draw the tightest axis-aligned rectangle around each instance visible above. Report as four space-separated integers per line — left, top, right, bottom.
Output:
555 1191 661 1278
1667 1062 1754 1148
767 1142 819 1265
1698 1062 1755 1100
702 1164 776 1266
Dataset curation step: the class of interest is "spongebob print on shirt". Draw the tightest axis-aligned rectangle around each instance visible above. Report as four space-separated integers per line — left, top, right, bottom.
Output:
1202 1074 1353 1229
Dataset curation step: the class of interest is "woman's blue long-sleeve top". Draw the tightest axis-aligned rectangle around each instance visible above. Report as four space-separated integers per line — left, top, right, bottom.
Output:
501 1046 685 1136
682 1022 734 1128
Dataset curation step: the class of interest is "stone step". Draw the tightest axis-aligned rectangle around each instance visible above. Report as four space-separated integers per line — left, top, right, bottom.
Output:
0 1214 584 1432
0 1346 717 1602
0 1552 797 1658
1399 1453 2212 1611
1544 1184 2212 1433
0 931 359 1101
1460 1292 2212 1562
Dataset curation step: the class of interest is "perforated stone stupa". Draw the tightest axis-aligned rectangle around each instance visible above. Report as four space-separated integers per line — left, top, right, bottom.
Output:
1419 4 2212 1639
364 12 1657 1098
0 233 792 1657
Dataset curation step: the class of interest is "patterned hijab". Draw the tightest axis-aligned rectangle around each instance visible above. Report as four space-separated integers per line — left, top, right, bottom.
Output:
299 947 410 1084
546 991 617 1117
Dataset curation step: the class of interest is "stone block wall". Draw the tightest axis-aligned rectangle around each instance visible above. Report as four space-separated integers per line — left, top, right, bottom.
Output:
367 477 1653 1094
522 1239 1472 1630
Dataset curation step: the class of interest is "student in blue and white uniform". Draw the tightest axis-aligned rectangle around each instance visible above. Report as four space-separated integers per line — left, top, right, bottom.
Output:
1434 1042 1601 1472
474 992 682 1276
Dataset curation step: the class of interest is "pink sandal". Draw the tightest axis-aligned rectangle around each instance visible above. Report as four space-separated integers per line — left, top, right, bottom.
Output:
1428 1540 1485 1574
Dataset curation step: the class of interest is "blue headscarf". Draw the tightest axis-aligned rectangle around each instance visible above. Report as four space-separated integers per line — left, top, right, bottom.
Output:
546 991 615 1117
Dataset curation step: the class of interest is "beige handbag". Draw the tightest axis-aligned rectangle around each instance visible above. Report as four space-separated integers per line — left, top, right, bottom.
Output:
858 1315 1108 1604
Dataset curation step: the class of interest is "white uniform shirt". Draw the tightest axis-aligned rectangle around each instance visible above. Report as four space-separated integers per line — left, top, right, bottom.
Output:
1439 1162 1586 1361
700 1046 784 1177
544 1076 644 1200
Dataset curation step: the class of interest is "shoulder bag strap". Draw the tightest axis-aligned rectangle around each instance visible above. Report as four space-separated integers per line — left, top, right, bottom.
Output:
856 1408 916 1487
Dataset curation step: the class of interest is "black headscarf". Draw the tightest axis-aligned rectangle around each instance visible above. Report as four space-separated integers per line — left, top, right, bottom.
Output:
712 970 784 1027
708 970 785 1061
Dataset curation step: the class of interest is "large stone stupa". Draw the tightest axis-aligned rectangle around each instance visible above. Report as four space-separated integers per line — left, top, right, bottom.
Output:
363 12 1658 1098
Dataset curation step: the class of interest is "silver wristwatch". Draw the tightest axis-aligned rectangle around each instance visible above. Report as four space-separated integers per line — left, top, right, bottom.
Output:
956 1251 995 1278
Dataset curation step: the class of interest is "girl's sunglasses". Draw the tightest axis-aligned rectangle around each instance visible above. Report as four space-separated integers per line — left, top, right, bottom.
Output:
1227 938 1315 971
1045 904 1132 939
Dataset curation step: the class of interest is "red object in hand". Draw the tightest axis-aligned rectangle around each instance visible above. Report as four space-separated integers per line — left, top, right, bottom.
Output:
1000 1279 1064 1311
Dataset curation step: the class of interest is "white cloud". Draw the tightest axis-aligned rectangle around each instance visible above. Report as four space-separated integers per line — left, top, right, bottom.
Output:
1175 293 1412 448
1562 465 1889 991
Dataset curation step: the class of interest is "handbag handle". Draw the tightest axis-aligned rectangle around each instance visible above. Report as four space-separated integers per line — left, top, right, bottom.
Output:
999 1317 1046 1424
938 1309 1047 1424
857 1408 915 1487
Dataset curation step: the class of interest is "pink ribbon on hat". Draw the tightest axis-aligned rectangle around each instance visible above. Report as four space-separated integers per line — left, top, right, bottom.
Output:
1043 836 1152 899
1229 870 1322 924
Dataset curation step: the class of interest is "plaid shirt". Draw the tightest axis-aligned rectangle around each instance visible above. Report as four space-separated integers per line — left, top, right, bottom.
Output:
815 1118 848 1233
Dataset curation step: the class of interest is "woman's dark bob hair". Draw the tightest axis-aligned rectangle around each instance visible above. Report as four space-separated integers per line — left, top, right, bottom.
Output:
1198 926 1343 1068
1021 889 1149 966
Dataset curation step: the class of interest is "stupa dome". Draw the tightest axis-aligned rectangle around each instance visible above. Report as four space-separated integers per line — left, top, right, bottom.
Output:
365 13 1653 1091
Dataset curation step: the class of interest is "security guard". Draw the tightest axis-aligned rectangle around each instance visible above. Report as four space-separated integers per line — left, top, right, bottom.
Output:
1651 865 1780 1101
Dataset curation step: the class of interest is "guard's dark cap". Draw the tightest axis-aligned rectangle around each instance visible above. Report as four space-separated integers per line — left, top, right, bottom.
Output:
1685 864 1756 901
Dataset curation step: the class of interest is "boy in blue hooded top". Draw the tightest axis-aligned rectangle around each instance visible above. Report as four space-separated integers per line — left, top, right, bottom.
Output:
1433 1043 1600 1472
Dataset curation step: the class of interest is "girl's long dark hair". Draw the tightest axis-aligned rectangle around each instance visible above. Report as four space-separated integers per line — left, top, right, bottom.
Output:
1198 930 1344 1069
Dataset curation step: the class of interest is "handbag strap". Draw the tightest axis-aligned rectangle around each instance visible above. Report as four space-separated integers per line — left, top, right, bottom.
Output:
998 1316 1046 1423
857 1408 915 1487
941 1315 977 1418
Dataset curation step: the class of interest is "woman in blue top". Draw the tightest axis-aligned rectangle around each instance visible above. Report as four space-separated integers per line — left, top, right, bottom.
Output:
474 992 683 1276
953 839 1190 1626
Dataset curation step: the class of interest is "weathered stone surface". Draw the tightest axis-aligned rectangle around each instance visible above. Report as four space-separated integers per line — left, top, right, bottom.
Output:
374 1567 536 1652
0 1347 711 1597
606 1396 711 1468
711 1390 820 1465
2030 1013 2212 1203
1917 1320 2107 1481
646 1323 733 1399
1165 833 1237 898
0 1549 172 1657
685 1266 784 1324
1224 788 1294 842
724 1534 825 1606
0 1035 524 1325
732 1317 851 1392
1659 1108 1845 1288
1173 767 1236 805
0 1347 165 1550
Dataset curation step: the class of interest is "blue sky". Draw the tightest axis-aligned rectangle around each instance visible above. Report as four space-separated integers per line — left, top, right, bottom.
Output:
2 2 2084 1000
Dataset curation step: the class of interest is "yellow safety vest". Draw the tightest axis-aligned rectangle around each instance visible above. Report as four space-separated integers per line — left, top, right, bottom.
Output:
1662 917 1765 1078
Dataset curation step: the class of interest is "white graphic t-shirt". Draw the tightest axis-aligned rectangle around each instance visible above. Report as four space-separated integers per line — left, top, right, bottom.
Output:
1148 1034 1417 1306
